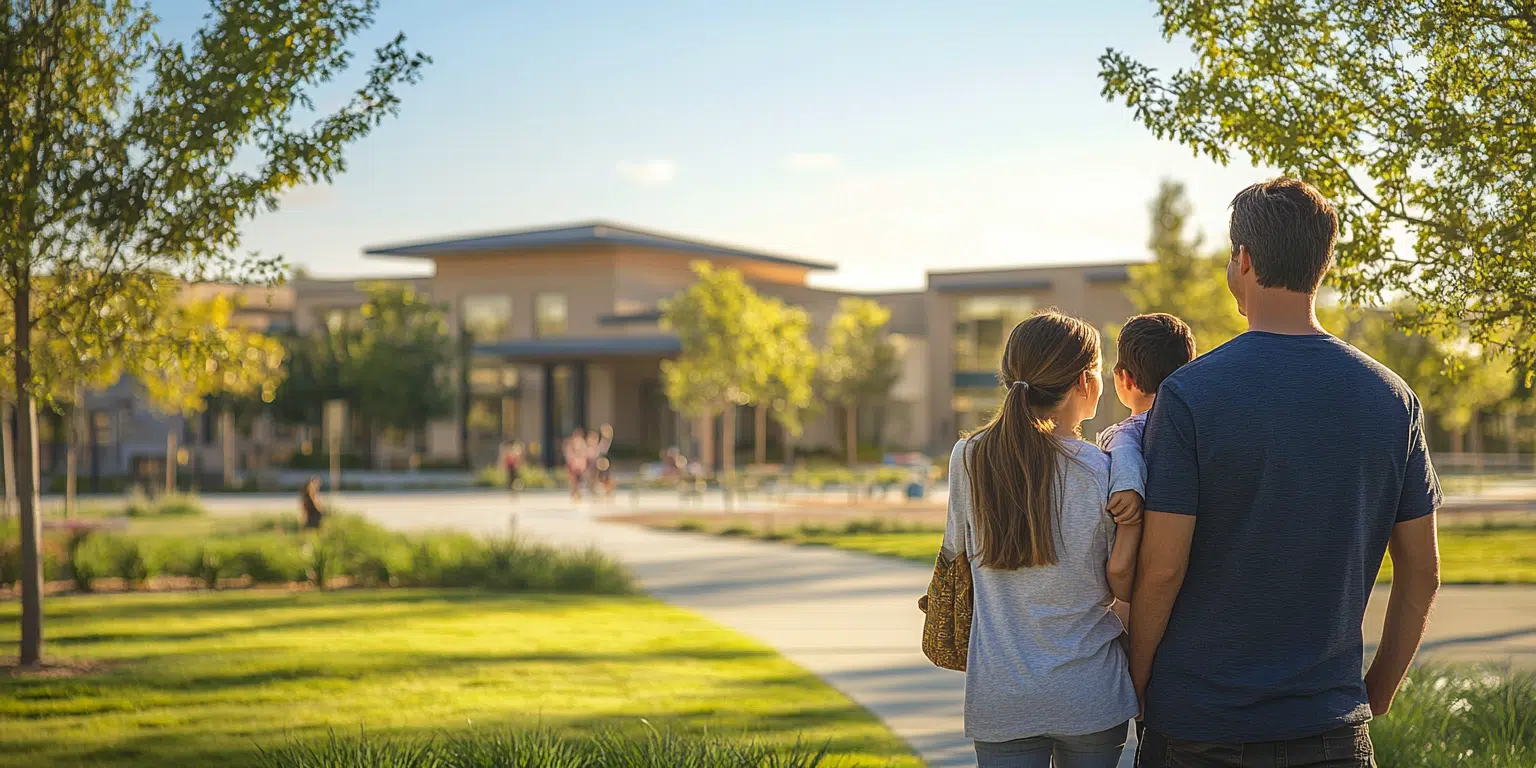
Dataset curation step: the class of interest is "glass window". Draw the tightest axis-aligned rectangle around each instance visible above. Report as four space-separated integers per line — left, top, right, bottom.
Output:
461 295 513 343
322 307 360 334
535 293 568 337
952 387 1004 435
468 361 520 395
952 295 1036 372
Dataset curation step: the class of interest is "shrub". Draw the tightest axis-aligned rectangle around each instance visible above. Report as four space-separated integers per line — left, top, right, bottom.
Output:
109 538 151 589
194 545 226 589
124 490 206 518
255 727 830 768
285 451 367 471
476 464 558 490
518 465 558 489
673 519 706 533
1372 664 1536 768
474 465 507 488
66 527 99 592
228 537 308 584
718 526 754 538
841 519 888 535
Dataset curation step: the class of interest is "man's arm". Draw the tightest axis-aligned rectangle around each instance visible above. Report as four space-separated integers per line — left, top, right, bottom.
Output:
1129 510 1196 704
1364 513 1440 715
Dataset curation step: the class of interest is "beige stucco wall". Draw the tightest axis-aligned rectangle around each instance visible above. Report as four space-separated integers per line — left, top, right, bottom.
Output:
924 263 1138 451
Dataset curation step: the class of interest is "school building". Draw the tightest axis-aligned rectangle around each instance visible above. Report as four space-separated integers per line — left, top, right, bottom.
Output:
44 221 1139 484
354 221 1138 468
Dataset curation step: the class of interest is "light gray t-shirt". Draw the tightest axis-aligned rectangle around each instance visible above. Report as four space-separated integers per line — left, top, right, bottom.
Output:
943 435 1140 742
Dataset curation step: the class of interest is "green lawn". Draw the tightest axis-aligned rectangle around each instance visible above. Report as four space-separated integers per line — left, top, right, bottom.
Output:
0 591 917 768
794 525 1536 584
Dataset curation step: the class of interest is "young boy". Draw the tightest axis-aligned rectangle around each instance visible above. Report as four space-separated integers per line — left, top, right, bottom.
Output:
1101 312 1199 520
1102 313 1198 644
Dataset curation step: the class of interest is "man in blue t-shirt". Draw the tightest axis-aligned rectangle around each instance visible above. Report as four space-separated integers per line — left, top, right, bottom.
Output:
1133 178 1442 767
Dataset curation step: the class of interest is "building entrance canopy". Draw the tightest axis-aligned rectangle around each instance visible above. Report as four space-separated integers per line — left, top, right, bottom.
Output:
472 334 681 362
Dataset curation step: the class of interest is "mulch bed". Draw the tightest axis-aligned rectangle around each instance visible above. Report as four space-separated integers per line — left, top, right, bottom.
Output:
3 659 113 679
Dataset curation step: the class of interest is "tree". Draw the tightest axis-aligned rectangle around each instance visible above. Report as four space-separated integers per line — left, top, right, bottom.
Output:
749 300 819 466
1100 1 1536 375
820 298 900 468
268 284 452 467
660 262 779 474
0 0 427 665
340 283 454 460
1126 180 1247 352
1341 307 1514 453
136 294 287 489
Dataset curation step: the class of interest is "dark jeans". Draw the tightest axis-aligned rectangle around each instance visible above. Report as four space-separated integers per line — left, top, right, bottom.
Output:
1138 724 1374 768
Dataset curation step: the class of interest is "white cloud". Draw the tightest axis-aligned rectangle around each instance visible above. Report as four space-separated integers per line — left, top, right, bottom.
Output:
784 153 841 172
615 159 677 186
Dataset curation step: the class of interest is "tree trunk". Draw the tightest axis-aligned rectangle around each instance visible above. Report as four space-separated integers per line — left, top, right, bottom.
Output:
13 284 44 666
845 405 858 468
1469 414 1484 472
65 401 78 519
721 405 736 476
220 409 236 489
696 413 714 472
166 431 178 494
2 401 15 523
754 405 767 466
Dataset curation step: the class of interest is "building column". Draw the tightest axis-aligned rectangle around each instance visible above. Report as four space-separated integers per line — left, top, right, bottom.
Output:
573 361 588 431
541 363 557 468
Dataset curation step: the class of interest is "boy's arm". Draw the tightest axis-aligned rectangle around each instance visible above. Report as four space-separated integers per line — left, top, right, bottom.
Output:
1103 424 1147 497
1104 424 1147 525
1107 518 1142 601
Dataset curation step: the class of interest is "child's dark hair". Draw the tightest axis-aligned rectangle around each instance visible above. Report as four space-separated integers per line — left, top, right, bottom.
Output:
1115 313 1197 394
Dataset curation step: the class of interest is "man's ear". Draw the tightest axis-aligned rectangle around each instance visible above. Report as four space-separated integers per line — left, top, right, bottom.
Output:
1237 244 1254 276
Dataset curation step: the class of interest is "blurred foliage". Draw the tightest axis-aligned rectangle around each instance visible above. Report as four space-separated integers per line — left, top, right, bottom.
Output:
821 298 899 466
1126 180 1246 354
1101 1 1536 377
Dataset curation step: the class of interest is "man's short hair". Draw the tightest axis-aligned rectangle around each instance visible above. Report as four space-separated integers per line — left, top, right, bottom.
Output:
1115 313 1197 394
1229 178 1339 293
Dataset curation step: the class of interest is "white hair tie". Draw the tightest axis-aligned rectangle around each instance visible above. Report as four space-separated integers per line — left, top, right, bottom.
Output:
1009 380 1031 392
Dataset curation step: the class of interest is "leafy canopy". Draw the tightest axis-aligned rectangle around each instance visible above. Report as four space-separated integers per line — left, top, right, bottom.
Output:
660 262 781 419
820 297 899 408
1100 0 1536 374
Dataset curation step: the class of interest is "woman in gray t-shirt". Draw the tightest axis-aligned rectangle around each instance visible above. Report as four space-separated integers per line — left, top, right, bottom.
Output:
940 311 1143 768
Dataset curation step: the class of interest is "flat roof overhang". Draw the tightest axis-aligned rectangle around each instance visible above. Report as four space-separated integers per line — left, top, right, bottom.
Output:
472 335 682 362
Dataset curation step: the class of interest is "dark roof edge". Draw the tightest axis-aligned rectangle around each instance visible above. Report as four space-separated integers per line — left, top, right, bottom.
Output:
363 220 835 271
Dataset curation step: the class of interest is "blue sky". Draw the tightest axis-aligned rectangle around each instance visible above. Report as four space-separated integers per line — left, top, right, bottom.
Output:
164 0 1271 291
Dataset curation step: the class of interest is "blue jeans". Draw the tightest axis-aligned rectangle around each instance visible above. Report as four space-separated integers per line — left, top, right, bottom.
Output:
1137 724 1375 767
975 721 1130 768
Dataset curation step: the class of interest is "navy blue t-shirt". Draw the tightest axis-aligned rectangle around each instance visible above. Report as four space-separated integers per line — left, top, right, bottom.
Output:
1142 331 1440 743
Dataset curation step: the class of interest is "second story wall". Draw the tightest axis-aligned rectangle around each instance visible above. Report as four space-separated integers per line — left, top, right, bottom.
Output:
430 248 620 342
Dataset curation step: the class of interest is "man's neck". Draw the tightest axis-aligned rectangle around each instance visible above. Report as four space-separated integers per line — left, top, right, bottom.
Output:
1244 288 1327 335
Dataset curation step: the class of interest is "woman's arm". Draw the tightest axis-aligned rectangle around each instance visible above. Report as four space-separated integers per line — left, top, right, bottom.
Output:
941 440 970 560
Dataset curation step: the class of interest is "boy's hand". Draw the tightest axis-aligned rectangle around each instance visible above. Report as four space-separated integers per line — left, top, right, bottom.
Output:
1107 490 1144 526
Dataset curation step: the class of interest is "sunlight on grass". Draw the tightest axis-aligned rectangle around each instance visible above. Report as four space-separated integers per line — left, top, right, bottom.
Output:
795 525 1536 584
0 591 916 768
